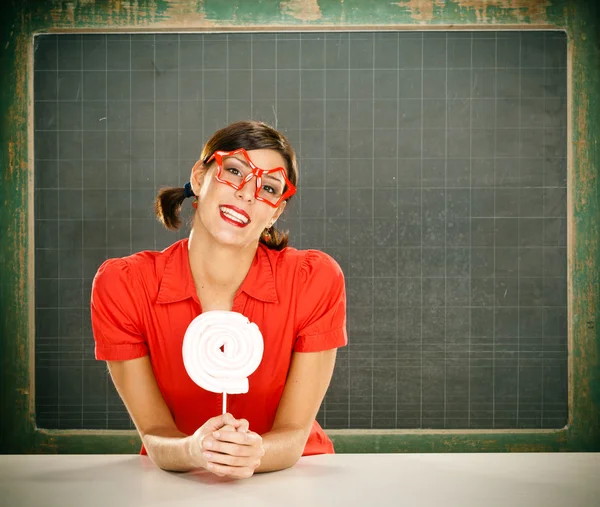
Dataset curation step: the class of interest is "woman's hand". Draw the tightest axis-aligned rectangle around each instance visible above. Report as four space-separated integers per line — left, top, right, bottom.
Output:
199 418 264 479
202 426 264 479
189 413 264 479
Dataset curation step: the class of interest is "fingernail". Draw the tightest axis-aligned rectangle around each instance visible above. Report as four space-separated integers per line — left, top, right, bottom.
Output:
213 431 220 438
204 440 212 448
203 452 212 459
206 463 213 470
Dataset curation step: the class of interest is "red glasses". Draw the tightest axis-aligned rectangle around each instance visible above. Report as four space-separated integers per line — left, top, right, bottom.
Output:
206 148 296 208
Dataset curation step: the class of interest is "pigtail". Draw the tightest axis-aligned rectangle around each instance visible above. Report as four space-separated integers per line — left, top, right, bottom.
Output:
259 225 289 250
155 187 188 230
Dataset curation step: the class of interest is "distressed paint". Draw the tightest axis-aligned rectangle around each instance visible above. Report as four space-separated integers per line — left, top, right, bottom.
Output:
281 0 323 21
1 0 35 454
393 0 446 23
24 0 567 29
566 0 600 447
451 0 552 23
0 0 598 455
49 1 168 26
329 429 568 453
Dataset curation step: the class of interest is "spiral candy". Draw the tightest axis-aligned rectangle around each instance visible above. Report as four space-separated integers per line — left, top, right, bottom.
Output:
182 311 264 397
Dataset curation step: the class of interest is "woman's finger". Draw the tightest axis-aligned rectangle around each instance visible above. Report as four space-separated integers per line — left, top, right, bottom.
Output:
203 450 261 468
205 462 256 480
236 418 250 432
211 430 262 447
205 413 244 432
203 438 261 458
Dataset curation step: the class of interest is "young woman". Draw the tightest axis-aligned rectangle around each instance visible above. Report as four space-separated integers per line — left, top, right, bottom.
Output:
91 120 347 479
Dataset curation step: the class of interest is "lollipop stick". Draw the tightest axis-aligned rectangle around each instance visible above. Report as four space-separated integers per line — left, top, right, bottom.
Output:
222 392 227 415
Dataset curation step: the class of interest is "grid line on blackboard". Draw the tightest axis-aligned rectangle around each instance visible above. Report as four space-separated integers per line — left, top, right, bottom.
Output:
104 35 109 430
80 29 84 429
370 33 375 430
541 33 546 429
322 33 327 428
56 35 61 429
517 31 522 424
444 31 448 429
468 33 473 428
419 31 424 429
347 32 351 429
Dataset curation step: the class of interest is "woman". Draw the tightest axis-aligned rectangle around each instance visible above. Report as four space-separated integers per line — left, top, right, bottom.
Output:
91 120 347 479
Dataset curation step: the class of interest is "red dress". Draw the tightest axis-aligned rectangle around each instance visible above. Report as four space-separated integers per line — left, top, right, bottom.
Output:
90 239 347 455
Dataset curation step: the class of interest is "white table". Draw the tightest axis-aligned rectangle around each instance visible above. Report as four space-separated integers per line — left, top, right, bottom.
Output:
1 453 599 507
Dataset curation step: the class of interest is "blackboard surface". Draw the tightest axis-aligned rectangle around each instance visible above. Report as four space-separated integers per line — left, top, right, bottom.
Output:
33 31 567 431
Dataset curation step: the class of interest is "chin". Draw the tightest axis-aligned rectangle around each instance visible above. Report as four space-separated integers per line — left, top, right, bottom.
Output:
212 229 256 248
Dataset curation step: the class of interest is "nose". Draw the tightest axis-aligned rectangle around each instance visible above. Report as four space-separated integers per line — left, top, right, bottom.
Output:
234 177 256 203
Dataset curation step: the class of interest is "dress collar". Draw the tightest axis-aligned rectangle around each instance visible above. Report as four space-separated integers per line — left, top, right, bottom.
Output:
156 239 278 304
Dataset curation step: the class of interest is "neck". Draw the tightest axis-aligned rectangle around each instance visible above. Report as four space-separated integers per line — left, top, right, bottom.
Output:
187 224 258 291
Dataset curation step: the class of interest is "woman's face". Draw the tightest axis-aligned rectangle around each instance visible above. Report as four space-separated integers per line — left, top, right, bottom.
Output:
191 148 288 247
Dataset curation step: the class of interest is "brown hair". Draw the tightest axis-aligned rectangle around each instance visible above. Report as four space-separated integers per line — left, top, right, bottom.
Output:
155 120 298 250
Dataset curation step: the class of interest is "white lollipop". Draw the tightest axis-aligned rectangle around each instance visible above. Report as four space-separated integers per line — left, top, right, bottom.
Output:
182 311 264 414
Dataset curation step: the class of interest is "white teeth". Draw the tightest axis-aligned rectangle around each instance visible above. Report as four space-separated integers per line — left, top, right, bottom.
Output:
220 206 249 224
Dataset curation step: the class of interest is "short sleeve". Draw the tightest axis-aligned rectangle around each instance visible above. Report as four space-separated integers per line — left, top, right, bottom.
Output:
90 258 148 361
294 250 348 353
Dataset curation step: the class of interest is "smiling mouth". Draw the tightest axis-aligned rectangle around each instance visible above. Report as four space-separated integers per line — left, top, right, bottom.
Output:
219 205 250 227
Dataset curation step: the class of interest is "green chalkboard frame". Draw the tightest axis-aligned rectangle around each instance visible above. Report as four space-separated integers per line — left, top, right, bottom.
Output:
1 0 598 454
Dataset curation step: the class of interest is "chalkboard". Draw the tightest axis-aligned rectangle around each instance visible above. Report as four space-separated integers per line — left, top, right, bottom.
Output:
33 31 567 431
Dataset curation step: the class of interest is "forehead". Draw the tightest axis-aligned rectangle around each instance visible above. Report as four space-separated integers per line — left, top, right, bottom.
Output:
237 148 287 171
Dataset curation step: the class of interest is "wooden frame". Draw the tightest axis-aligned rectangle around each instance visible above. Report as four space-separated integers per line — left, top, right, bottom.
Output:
1 0 598 454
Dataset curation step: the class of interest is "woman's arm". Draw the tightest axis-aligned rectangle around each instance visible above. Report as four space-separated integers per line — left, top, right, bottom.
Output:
202 348 337 474
259 348 337 471
107 356 249 472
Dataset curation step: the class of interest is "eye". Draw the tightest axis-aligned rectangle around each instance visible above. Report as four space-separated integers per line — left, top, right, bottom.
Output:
226 167 242 176
262 184 276 194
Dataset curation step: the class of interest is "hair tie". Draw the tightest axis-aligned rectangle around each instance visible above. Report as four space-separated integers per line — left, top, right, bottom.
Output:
183 182 195 198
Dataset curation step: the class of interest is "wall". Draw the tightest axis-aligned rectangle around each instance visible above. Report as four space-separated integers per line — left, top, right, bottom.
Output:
0 0 598 453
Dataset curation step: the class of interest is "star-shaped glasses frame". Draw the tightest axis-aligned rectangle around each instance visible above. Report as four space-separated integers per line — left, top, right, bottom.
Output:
204 148 296 208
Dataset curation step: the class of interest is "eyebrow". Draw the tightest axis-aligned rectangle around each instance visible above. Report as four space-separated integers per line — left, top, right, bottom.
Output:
229 156 251 168
262 173 285 185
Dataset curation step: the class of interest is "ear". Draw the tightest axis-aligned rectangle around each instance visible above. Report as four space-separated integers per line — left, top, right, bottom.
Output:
190 159 206 194
270 200 287 225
